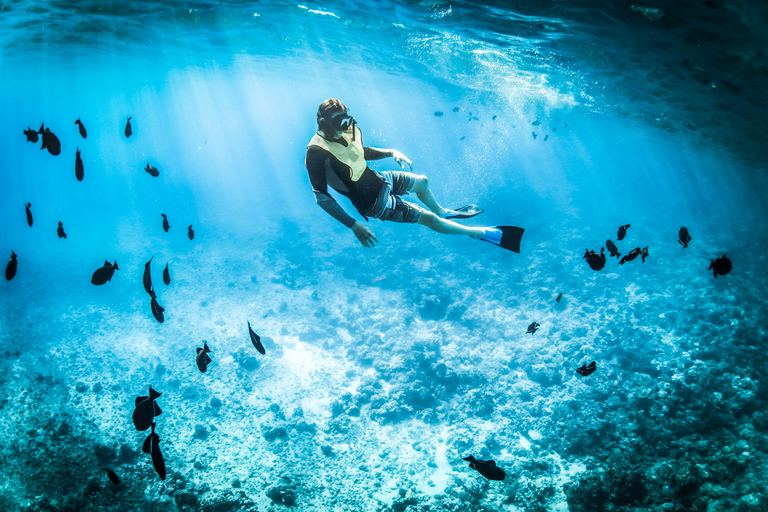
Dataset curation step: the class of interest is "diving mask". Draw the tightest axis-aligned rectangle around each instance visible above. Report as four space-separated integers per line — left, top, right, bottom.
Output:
331 113 355 132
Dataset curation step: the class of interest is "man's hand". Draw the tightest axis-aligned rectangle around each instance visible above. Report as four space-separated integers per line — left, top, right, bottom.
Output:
391 150 413 171
351 221 378 248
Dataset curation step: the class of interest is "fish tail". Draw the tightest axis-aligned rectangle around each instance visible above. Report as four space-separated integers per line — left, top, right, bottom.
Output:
113 261 119 270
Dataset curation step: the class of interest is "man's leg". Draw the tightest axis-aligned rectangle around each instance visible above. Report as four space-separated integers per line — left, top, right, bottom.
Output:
417 211 485 237
410 175 449 215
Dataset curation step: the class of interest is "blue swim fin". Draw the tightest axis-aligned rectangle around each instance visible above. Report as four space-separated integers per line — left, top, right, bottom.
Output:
440 204 484 220
479 226 524 253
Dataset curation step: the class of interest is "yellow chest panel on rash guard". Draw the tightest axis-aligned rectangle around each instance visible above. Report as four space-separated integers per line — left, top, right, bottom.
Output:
307 127 366 181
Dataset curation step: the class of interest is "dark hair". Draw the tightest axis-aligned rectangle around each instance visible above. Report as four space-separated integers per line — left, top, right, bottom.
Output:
316 98 348 132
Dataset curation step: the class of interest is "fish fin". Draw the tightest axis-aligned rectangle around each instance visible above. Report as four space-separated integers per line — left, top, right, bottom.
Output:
463 455 476 462
149 386 162 400
142 435 152 454
205 354 211 364
113 261 119 270
154 403 162 417
196 347 202 355
135 396 148 406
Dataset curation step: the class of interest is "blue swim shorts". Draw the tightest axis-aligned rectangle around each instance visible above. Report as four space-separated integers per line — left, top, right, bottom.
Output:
364 171 426 223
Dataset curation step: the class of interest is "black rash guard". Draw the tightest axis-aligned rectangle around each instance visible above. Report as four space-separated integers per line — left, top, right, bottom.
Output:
305 136 391 227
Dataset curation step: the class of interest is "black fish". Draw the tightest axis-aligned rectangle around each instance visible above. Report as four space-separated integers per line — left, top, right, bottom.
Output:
452 107 459 112
463 455 506 481
544 134 548 141
125 117 132 138
619 247 641 265
679 227 691 248
248 321 265 355
5 251 17 281
161 214 170 232
577 361 597 376
556 293 562 303
38 123 61 156
617 224 630 241
641 246 649 263
91 260 119 285
25 203 33 227
143 257 153 295
583 247 606 271
163 263 171 285
142 422 166 480
532 131 537 139
531 120 541 126
434 111 444 117
527 322 540 334
102 468 120 484
75 148 84 181
196 341 212 373
606 240 621 259
149 288 165 323
709 254 732 279
144 163 159 177
188 225 195 240
57 221 67 239
75 118 87 139
132 386 162 431
24 127 39 143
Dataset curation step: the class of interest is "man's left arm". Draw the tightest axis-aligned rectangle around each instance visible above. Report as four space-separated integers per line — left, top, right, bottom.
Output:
364 147 413 171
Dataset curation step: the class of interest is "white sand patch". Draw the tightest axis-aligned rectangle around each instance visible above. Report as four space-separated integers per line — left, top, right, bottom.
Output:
546 452 588 512
420 426 451 495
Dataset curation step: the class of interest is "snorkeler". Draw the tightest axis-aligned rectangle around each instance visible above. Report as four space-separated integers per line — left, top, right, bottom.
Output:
305 98 523 252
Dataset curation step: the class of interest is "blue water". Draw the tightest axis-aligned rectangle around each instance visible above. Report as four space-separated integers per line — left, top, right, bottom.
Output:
2 1 768 511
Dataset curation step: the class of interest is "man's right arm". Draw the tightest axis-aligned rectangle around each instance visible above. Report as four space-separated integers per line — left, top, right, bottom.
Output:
305 148 357 228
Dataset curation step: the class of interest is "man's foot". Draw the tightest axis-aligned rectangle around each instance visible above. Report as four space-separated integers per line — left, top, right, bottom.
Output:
478 227 502 244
